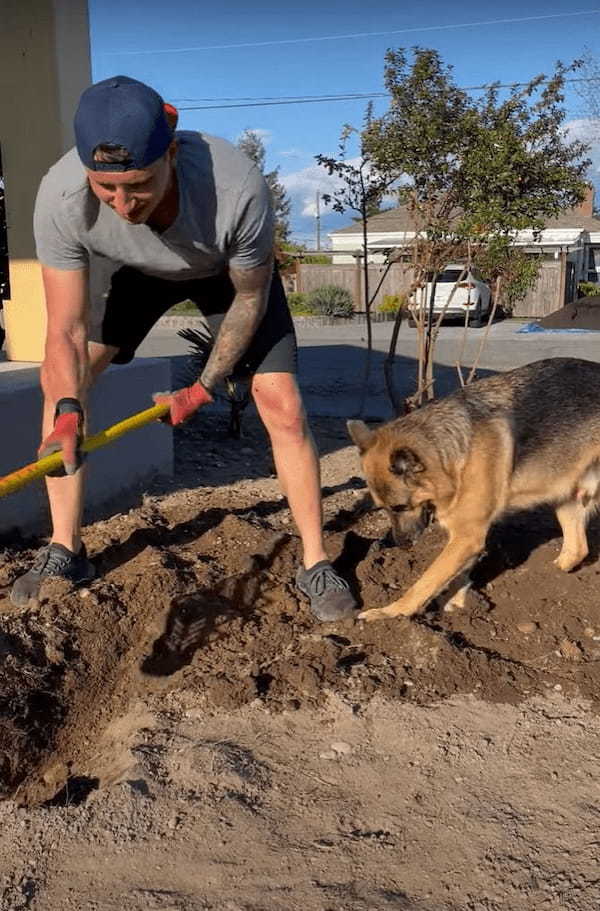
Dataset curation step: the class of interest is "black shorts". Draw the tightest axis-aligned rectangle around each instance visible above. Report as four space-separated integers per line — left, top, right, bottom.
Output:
95 266 298 377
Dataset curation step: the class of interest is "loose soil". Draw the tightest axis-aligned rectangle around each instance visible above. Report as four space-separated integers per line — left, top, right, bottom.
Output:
1 411 600 909
540 294 600 330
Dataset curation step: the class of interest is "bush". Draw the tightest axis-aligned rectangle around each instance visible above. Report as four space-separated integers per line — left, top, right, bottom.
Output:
286 291 314 315
306 285 354 318
578 281 600 298
379 293 406 314
168 298 198 315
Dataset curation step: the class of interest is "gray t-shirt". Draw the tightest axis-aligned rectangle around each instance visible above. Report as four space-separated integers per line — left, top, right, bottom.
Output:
34 131 274 280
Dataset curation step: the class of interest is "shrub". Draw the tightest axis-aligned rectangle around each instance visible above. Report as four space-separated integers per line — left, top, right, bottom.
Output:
578 281 600 298
306 285 354 318
379 293 406 314
169 298 198 315
286 291 314 315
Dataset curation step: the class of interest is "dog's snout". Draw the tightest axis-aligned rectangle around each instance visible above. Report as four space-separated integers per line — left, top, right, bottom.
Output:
389 506 427 546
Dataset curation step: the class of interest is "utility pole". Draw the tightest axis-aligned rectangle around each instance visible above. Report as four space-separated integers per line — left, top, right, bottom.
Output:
315 190 321 251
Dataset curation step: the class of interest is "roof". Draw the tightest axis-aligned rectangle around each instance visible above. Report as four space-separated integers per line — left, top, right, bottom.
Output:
544 212 600 230
330 207 414 235
330 205 600 236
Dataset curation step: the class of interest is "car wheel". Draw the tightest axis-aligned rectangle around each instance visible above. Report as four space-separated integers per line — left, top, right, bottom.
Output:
469 306 485 328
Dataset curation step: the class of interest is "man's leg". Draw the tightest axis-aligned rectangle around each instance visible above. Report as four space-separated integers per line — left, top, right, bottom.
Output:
251 372 357 620
10 342 117 605
251 372 326 567
44 342 117 552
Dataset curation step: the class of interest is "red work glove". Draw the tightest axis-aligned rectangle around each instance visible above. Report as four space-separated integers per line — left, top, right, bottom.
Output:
38 399 84 476
153 381 213 427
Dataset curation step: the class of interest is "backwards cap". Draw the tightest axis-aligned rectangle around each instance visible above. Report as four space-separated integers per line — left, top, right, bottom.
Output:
74 75 174 171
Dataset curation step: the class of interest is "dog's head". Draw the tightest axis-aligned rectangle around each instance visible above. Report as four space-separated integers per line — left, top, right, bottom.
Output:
348 419 433 544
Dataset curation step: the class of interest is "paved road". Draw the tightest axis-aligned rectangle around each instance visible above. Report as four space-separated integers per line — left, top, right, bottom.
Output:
138 318 600 419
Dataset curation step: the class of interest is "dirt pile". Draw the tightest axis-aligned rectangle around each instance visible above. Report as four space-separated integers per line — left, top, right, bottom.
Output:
539 294 600 329
2 439 600 805
1 415 600 907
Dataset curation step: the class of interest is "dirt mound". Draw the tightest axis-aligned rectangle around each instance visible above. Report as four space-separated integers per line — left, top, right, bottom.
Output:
539 294 600 329
3 415 600 907
2 467 600 806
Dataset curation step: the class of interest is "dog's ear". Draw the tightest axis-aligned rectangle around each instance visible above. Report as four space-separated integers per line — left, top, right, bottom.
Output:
347 420 375 453
390 448 424 476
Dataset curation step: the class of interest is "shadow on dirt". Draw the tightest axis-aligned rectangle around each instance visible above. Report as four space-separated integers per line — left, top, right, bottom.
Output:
475 507 600 588
93 479 368 578
141 534 291 677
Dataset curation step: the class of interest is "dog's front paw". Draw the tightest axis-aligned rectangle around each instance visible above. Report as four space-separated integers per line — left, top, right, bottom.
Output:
358 606 397 622
553 552 585 573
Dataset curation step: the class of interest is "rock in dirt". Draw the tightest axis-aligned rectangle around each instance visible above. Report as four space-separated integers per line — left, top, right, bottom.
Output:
331 741 353 756
319 750 337 761
559 638 583 661
517 621 538 634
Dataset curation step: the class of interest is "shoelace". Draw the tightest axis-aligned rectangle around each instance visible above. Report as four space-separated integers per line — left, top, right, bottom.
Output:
306 566 349 597
31 547 71 577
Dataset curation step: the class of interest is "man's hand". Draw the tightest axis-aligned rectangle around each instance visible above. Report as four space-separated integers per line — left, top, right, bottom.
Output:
39 399 84 476
153 381 213 426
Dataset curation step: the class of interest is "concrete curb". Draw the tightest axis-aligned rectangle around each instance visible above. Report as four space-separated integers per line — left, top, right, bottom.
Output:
157 312 398 331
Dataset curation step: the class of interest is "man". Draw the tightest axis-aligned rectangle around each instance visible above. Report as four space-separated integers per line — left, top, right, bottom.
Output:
10 75 356 621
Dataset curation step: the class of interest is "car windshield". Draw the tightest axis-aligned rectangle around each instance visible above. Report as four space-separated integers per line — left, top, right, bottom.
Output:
437 270 464 283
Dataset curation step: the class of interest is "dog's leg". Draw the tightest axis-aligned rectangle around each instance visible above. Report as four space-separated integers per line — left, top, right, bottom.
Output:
440 571 472 612
554 500 590 572
359 528 486 621
359 422 509 622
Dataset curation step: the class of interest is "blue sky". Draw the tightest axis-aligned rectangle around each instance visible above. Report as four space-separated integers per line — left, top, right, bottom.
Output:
90 1 600 245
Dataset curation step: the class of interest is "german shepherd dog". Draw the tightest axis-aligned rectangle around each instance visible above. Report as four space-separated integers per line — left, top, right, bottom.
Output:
348 358 600 622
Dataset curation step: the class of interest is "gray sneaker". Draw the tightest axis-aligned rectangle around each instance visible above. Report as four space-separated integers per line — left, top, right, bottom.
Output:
10 543 96 607
296 560 357 621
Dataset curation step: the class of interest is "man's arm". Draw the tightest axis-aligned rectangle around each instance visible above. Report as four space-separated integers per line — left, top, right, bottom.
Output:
199 258 273 392
40 265 89 405
154 258 273 426
37 266 90 473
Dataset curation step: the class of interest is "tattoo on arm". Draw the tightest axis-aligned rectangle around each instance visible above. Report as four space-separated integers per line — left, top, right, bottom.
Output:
199 259 273 391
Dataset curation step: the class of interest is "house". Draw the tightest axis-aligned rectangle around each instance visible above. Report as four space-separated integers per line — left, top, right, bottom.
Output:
324 188 600 317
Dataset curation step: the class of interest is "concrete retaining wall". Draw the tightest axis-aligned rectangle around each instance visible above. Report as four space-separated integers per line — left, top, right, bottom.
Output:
0 357 173 536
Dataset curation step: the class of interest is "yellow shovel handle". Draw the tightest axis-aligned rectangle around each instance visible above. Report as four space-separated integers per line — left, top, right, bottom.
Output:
0 402 170 498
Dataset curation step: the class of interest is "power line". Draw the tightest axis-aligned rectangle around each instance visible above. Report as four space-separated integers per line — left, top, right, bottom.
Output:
178 93 387 111
175 77 600 112
100 9 600 56
173 93 385 103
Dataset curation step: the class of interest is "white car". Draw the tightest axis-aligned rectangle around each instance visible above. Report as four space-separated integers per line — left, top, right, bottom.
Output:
414 264 492 328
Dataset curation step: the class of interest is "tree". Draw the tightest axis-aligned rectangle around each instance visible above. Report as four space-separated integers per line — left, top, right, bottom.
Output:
276 241 331 273
237 129 291 246
364 48 590 408
316 105 395 417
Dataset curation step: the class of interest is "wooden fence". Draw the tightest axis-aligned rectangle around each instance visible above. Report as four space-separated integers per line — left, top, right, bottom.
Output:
298 259 570 318
296 263 414 311
511 260 568 318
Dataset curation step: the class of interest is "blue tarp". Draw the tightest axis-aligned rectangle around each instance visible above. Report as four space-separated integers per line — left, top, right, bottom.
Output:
517 322 600 334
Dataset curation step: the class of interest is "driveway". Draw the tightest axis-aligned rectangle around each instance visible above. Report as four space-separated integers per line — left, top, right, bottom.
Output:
138 318 600 418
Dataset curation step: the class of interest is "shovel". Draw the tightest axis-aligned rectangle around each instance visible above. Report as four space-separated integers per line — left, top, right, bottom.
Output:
0 402 169 498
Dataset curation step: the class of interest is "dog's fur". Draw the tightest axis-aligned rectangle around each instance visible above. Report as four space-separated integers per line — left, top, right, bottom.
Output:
348 358 600 622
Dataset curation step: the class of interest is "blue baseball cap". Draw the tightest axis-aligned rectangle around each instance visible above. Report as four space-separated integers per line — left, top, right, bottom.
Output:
74 75 174 171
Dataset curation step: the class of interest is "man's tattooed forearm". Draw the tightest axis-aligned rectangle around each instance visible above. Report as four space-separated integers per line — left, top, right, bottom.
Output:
199 260 273 391
200 290 267 391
